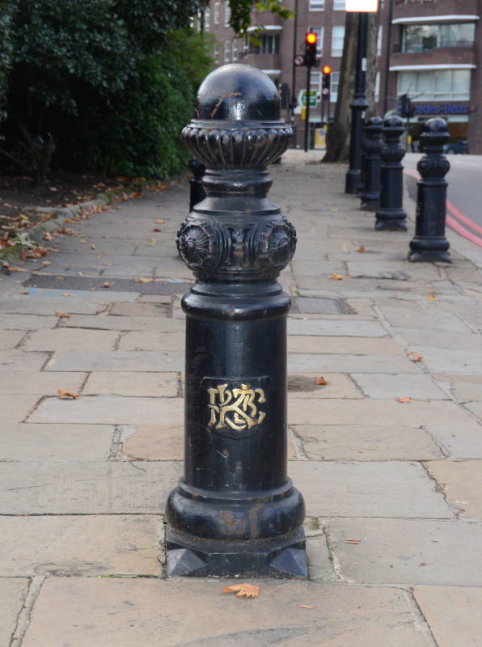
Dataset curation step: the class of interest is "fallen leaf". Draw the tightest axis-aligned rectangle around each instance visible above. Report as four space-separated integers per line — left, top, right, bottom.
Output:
42 260 52 266
154 218 165 224
328 273 347 281
134 277 153 283
55 312 71 319
147 238 157 245
57 388 79 399
153 228 161 232
21 290 29 295
103 282 111 288
315 376 328 386
42 232 53 241
222 583 260 599
7 266 28 272
407 351 423 363
357 246 366 253
427 293 437 301
298 605 317 609
396 396 412 403
345 538 361 544
61 293 72 297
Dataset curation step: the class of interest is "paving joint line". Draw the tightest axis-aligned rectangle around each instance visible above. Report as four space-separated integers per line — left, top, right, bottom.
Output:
9 575 45 647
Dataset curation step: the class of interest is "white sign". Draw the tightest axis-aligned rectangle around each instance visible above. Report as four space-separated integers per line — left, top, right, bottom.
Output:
345 0 378 11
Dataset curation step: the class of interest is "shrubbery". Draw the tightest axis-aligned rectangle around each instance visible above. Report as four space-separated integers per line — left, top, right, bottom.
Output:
0 0 213 181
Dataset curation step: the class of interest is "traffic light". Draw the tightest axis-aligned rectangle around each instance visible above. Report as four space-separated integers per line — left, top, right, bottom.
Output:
322 65 332 98
304 32 318 67
398 94 415 118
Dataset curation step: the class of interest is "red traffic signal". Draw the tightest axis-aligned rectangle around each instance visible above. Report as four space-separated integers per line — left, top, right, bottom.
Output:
304 32 318 67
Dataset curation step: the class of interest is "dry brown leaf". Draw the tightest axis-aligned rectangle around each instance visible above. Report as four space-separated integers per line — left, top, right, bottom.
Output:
61 292 72 297
315 376 328 386
55 311 71 319
427 293 437 301
345 538 361 544
222 583 260 599
407 351 423 363
134 277 153 283
103 282 111 288
154 218 165 224
328 273 347 281
396 396 412 403
7 266 28 272
42 232 53 241
57 388 79 399
357 246 366 253
298 604 317 609
148 238 157 245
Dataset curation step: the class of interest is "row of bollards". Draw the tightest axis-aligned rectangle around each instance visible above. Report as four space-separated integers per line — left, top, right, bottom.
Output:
359 115 451 263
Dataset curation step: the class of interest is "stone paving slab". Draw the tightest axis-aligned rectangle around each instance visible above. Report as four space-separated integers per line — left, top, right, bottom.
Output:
288 352 418 374
288 373 363 399
62 313 183 332
378 305 472 333
22 578 435 647
287 336 404 355
413 586 482 647
83 371 179 397
287 318 387 337
28 395 183 425
0 370 86 395
0 460 181 514
289 461 451 518
425 460 482 519
118 331 184 351
0 515 162 577
121 425 183 461
0 294 128 314
0 577 29 647
325 518 482 586
448 377 482 400
0 350 49 372
390 327 482 351
0 314 59 330
416 347 482 376
293 424 443 461
44 350 183 372
0 329 25 349
0 394 40 424
0 423 114 461
21 328 119 351
351 373 447 400
346 260 442 281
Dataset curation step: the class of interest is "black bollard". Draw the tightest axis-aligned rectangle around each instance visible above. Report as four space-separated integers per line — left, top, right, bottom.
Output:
408 118 451 263
166 64 307 579
375 116 407 231
188 158 206 211
360 117 383 211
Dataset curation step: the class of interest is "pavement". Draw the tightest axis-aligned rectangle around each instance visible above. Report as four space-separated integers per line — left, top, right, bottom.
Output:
1 149 482 646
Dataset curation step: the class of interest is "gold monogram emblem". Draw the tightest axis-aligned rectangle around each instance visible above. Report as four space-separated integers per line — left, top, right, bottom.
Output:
208 383 267 432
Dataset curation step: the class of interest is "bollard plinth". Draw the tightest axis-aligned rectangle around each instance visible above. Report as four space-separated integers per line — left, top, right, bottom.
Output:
166 64 307 579
360 117 383 211
188 158 207 211
375 116 407 231
409 118 451 263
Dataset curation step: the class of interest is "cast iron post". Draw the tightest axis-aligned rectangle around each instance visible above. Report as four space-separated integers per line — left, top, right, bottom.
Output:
409 118 451 263
188 158 206 211
360 116 383 210
166 64 307 578
375 116 407 231
345 12 369 194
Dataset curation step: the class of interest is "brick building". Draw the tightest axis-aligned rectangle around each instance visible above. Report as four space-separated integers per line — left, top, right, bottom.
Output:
198 0 481 152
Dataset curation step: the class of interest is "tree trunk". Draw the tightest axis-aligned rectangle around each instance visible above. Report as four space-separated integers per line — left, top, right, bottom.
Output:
324 10 380 163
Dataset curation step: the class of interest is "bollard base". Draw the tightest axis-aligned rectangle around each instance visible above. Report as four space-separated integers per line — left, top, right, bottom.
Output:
408 249 451 263
166 527 307 579
375 211 407 231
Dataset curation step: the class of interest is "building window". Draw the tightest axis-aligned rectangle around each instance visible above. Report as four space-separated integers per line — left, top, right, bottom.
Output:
331 26 345 57
310 0 325 9
312 27 324 55
375 71 380 101
224 40 231 62
213 44 219 63
402 23 475 53
243 36 249 57
214 1 220 25
204 7 210 31
333 0 345 9
330 71 340 102
310 71 321 93
224 1 231 27
397 69 471 101
232 39 238 60
254 34 280 55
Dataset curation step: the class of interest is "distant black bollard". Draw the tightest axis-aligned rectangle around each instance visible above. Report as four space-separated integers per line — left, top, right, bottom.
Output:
375 116 407 231
409 118 451 263
360 117 383 210
166 64 307 578
188 158 206 211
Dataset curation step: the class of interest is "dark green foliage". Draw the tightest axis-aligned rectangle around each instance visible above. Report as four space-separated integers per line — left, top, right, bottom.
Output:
0 0 211 180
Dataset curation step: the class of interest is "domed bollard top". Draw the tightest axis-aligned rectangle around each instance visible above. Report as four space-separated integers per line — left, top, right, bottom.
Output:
166 65 307 579
409 117 451 263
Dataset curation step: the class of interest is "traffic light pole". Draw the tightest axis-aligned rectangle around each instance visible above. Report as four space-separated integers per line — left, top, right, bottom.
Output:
304 64 311 153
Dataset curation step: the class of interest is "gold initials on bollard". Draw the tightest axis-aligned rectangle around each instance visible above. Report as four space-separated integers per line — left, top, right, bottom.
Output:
208 383 267 431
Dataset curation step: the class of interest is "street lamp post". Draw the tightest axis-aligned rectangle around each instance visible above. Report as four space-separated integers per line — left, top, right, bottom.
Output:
345 0 378 195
